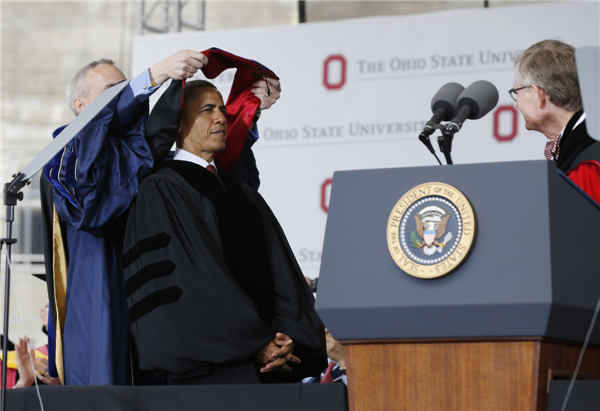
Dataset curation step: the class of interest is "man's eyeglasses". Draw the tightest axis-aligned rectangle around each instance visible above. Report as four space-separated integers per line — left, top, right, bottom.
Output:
508 85 531 102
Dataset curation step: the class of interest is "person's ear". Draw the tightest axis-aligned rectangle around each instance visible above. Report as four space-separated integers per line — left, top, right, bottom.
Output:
532 84 547 110
73 97 87 115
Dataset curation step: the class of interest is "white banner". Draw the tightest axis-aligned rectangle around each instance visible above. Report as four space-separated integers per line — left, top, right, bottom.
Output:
133 2 600 278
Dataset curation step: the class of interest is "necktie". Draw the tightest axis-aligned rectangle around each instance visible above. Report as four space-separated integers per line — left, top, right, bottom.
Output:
207 164 226 192
544 133 562 160
206 164 218 177
320 362 337 383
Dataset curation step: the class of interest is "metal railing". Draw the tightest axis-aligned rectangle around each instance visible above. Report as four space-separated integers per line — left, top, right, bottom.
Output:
138 0 205 35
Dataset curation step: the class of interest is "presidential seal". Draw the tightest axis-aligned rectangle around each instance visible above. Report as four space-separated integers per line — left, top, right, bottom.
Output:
386 182 477 279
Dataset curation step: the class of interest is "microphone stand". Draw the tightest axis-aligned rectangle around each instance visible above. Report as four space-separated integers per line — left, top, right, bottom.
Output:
0 80 129 411
419 124 445 166
1 175 27 411
437 129 455 165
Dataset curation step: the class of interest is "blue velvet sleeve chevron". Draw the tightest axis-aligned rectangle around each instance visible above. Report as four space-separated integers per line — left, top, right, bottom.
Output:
44 83 154 229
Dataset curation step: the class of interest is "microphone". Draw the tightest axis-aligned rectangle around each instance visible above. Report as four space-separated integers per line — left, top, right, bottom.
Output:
446 80 499 134
419 83 465 158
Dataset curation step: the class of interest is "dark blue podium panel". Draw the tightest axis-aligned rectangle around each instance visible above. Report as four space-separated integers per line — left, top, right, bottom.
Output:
316 160 600 343
547 381 600 411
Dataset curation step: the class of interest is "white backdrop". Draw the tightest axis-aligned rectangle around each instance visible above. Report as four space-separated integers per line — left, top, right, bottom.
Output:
133 2 599 279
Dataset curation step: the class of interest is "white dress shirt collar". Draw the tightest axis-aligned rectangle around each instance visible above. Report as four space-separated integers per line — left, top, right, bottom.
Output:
173 148 216 169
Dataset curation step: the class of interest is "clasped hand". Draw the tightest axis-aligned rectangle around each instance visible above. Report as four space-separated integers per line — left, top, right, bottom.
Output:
254 332 300 373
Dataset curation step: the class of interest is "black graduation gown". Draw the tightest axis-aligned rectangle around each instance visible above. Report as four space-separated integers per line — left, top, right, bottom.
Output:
122 161 327 384
556 111 600 172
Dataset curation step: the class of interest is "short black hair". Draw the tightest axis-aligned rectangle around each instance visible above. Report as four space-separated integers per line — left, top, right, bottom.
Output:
183 80 218 109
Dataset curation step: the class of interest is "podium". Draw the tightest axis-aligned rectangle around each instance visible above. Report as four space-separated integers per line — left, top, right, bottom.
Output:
316 160 600 411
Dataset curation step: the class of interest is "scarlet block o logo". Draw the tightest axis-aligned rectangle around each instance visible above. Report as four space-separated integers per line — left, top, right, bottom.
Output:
321 178 333 213
323 55 347 90
493 105 519 142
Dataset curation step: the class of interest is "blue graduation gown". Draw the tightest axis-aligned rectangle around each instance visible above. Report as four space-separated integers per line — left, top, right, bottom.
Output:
44 83 154 385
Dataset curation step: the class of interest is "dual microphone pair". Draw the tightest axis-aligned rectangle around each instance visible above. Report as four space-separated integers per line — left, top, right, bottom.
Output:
419 81 500 165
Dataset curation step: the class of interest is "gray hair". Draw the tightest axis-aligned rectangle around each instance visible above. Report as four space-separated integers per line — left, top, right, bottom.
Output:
66 59 116 115
514 40 582 112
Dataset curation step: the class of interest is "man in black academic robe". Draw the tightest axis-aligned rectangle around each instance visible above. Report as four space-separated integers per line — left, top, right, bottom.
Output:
122 80 327 385
512 39 600 204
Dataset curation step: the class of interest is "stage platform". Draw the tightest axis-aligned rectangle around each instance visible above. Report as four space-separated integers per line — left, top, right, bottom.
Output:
6 383 348 411
5 380 598 410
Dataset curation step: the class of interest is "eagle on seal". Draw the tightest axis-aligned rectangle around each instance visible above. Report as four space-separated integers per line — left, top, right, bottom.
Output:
415 215 450 256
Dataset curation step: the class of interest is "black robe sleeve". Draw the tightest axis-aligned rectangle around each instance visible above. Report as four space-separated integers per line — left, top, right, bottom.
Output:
242 186 328 382
144 80 183 169
122 169 274 379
